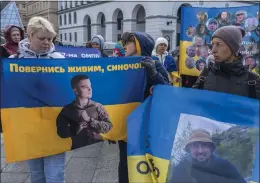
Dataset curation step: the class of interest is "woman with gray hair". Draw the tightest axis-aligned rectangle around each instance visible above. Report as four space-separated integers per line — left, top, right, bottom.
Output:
9 16 65 183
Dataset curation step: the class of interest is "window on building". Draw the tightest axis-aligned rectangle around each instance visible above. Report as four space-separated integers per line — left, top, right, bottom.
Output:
65 33 67 41
69 33 72 41
117 34 121 41
117 18 122 30
74 32 77 42
81 1 84 5
65 1 68 9
70 1 72 8
74 12 77 24
60 34 63 41
59 15 62 26
64 14 67 25
69 13 71 24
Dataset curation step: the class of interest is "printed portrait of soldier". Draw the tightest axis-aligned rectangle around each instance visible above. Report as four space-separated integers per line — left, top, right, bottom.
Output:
217 11 232 27
186 45 196 57
171 129 245 183
56 74 113 150
197 46 209 59
206 18 219 34
245 17 259 32
196 12 208 24
245 55 257 70
185 57 196 69
196 24 208 37
192 36 205 49
186 26 196 37
234 10 247 26
196 59 207 71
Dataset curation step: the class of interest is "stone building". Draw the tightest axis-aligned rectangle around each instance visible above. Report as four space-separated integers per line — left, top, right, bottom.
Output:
58 1 258 49
25 1 59 33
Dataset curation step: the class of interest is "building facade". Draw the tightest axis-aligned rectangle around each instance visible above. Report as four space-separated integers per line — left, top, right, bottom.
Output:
25 1 59 33
16 1 27 27
58 1 258 49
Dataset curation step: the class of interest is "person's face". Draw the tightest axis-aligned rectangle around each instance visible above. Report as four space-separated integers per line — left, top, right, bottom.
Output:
74 79 92 99
200 49 208 58
221 12 228 20
199 62 205 71
199 26 205 34
28 30 54 53
10 30 21 43
157 43 167 54
195 37 204 47
208 22 217 31
124 42 137 56
197 14 204 22
189 142 212 163
186 58 195 68
236 13 245 22
246 58 255 69
212 37 233 62
189 27 195 35
187 46 196 57
92 42 101 50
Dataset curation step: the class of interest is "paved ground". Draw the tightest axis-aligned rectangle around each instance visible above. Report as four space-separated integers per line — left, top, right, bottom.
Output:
0 134 119 183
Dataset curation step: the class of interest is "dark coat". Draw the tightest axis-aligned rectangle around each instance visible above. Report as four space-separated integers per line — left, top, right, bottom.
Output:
193 55 260 100
133 32 169 99
171 155 246 183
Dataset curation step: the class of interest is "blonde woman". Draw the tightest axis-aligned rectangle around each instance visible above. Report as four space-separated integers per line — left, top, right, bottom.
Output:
9 17 65 183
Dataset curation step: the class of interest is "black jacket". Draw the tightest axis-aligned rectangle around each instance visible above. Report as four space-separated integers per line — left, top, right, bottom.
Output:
193 56 260 100
171 155 246 183
0 46 10 58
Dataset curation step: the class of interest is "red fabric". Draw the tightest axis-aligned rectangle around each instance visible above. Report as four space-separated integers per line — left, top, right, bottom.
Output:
2 25 24 55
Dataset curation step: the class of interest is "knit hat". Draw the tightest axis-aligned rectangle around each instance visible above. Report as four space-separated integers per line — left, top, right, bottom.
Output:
184 129 215 152
212 25 245 54
91 35 105 50
154 37 168 50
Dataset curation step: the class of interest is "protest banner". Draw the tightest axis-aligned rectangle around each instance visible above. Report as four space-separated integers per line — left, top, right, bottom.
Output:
127 86 259 183
1 57 145 163
55 45 101 58
179 5 260 76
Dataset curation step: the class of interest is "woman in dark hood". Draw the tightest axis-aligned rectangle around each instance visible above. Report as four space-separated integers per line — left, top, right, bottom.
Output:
0 25 24 58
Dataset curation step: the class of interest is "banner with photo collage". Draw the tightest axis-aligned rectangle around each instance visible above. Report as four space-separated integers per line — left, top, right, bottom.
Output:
179 5 260 76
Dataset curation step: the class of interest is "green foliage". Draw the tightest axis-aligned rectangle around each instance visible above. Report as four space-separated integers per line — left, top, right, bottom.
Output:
212 126 259 178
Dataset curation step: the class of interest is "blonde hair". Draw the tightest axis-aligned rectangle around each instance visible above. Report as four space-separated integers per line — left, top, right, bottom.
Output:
27 16 56 37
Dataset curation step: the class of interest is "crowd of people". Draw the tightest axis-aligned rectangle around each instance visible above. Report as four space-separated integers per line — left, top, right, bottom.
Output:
0 15 260 183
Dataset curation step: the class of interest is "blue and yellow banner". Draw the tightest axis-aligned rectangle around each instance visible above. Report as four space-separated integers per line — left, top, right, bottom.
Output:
1 57 145 163
127 86 259 183
179 5 259 76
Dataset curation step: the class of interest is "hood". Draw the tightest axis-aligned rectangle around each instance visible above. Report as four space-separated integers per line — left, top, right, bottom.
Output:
4 25 24 43
91 35 105 50
133 32 155 56
18 38 56 58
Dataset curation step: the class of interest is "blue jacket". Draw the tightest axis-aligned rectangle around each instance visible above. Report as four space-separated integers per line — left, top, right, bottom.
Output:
133 32 169 98
152 54 177 72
